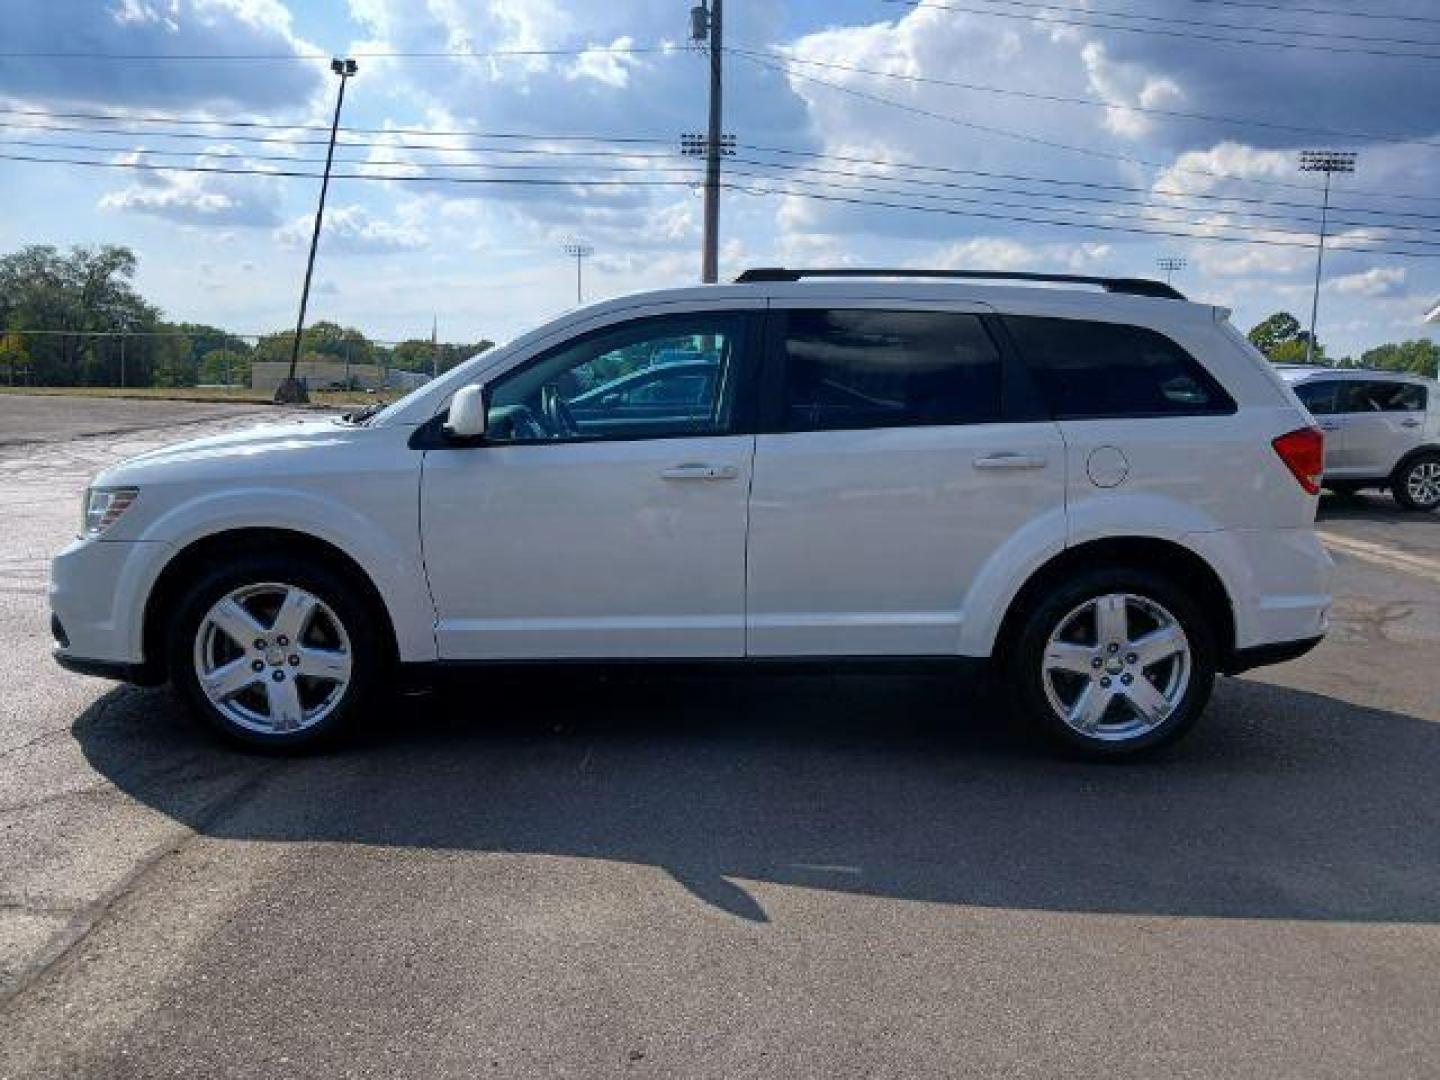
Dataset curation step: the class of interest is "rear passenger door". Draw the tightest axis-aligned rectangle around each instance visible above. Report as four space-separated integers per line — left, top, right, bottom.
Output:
1335 380 1428 478
745 303 1067 657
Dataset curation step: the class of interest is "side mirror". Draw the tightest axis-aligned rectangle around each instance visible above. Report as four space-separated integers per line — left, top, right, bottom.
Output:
444 384 487 439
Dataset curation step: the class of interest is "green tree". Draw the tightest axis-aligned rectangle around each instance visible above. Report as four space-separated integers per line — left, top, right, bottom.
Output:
0 331 31 384
0 245 162 385
388 338 493 376
1359 339 1440 377
1247 311 1325 363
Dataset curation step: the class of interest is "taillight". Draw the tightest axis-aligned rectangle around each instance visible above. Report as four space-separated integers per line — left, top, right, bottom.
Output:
1272 426 1324 495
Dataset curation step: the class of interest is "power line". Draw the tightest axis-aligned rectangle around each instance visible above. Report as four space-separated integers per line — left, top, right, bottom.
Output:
737 51 1435 201
0 45 674 61
0 106 676 146
730 47 1440 151
9 119 1436 232
886 0 1440 49
6 148 1437 258
1168 0 1440 27
7 103 1440 222
878 0 1440 61
723 180 1440 259
720 165 1440 250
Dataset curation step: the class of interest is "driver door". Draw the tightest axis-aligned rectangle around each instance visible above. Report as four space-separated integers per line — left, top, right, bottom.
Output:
421 309 760 659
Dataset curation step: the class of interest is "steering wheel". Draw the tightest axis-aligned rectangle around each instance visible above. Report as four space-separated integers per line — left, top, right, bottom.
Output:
540 383 579 438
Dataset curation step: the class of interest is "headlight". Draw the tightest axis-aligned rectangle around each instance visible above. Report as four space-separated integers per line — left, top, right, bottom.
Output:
81 487 138 539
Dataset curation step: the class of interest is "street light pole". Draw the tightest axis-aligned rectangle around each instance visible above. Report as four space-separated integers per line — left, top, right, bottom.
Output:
276 57 357 404
1299 150 1357 366
1156 256 1186 286
563 242 594 305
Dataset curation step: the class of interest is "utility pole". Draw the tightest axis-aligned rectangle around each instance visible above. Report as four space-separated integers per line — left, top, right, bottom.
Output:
1156 256 1186 286
431 315 439 377
276 57 357 404
563 242 594 305
691 0 724 283
1299 149 1357 366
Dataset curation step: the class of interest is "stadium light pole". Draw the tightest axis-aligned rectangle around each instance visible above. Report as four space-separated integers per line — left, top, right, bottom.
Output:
1156 256 1186 286
1299 150 1357 366
276 57 357 405
563 241 594 305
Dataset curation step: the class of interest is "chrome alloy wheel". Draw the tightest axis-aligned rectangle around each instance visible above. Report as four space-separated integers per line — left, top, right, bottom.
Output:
1041 592 1192 742
1405 460 1440 508
192 582 352 735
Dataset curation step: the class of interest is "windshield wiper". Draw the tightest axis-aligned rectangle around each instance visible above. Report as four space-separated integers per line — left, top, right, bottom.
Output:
340 402 386 425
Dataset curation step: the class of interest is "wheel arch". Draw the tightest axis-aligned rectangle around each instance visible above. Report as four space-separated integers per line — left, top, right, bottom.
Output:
1391 442 1440 479
990 536 1237 670
142 527 400 683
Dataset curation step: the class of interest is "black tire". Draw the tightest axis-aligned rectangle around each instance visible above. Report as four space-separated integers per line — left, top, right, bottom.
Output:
167 550 385 751
1391 451 1440 512
1004 566 1217 759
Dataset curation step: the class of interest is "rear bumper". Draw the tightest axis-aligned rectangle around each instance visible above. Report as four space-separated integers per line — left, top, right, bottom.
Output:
1223 634 1324 675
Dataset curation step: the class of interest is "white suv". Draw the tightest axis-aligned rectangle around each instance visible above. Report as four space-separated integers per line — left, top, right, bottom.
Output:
1278 366 1440 511
50 269 1332 757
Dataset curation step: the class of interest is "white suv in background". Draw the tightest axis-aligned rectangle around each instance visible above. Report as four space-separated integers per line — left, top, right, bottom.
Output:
50 269 1332 758
1278 366 1440 511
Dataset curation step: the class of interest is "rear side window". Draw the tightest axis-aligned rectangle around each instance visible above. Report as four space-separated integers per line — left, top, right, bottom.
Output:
781 309 1002 431
1002 315 1234 419
1340 380 1427 413
1294 379 1340 415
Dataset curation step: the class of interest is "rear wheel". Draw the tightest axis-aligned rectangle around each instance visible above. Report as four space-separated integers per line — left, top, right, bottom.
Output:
1392 452 1440 512
168 552 384 749
1006 568 1216 758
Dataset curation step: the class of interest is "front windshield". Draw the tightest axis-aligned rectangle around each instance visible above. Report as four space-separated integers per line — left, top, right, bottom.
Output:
355 342 510 426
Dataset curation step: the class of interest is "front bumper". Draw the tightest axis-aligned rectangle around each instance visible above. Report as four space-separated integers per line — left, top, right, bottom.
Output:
52 649 162 685
49 536 172 674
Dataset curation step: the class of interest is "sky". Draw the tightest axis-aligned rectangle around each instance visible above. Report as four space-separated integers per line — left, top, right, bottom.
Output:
1 0 1438 358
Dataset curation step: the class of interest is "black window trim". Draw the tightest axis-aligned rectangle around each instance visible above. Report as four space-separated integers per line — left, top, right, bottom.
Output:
755 305 1042 435
412 308 767 450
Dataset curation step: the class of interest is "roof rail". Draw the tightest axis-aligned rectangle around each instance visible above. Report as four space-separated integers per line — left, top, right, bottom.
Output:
733 267 1186 300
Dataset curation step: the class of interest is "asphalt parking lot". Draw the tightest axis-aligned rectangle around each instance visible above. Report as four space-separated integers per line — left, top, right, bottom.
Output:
1 394 1437 1078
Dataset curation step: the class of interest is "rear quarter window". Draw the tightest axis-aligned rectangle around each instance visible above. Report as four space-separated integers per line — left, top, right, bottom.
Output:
1001 315 1236 420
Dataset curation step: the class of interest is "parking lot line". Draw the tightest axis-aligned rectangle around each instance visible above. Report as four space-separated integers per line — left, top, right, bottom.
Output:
1317 530 1440 586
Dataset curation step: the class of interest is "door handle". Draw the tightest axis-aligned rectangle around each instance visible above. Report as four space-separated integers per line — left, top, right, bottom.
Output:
661 462 739 480
1319 422 1340 431
973 452 1047 470
1401 419 1422 428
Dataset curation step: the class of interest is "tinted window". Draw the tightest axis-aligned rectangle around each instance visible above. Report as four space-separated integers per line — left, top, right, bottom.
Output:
781 310 1001 431
1340 380 1427 413
485 314 745 442
1002 316 1233 419
1294 379 1340 415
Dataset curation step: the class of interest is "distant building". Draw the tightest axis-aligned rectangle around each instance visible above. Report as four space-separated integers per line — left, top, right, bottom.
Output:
251 360 385 394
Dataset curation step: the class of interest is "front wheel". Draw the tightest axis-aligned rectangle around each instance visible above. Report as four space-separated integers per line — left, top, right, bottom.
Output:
1006 569 1217 758
1392 452 1440 512
168 553 384 750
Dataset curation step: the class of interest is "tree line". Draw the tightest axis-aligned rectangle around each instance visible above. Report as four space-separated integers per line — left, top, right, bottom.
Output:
0 245 492 388
1245 310 1438 375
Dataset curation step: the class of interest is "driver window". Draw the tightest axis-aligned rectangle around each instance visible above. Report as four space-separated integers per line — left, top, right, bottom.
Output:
485 313 745 443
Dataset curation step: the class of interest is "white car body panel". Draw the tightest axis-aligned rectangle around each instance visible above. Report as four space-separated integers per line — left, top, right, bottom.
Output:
49 277 1333 684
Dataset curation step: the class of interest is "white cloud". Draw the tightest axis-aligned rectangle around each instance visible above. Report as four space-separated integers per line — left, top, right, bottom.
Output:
275 204 428 254
0 0 325 112
98 147 286 226
1330 267 1406 298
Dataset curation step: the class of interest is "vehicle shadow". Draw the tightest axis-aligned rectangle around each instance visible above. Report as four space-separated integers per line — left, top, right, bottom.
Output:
1319 490 1439 526
73 670 1440 925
